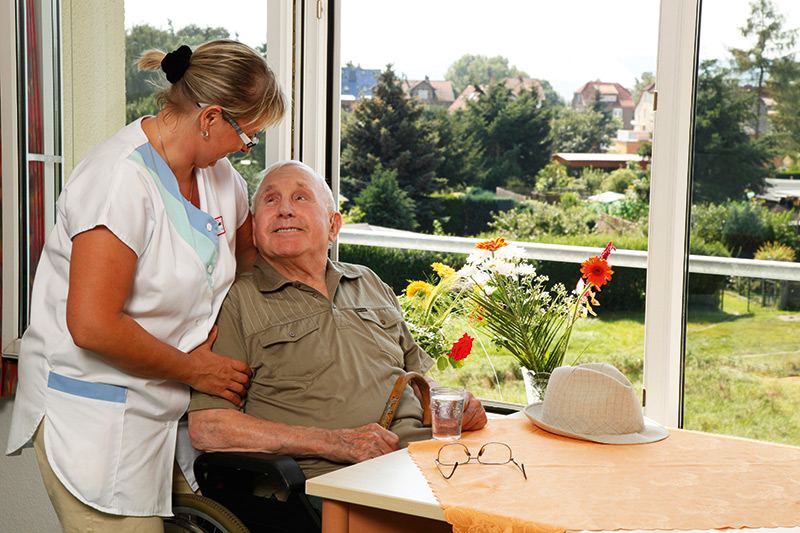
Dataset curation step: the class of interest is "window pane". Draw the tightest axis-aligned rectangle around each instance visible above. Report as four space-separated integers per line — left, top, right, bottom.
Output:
123 0 268 197
339 0 659 404
686 0 800 443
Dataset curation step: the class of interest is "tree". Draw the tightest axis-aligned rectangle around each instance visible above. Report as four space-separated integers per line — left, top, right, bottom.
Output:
445 54 528 95
767 56 800 154
729 0 797 139
444 83 552 191
537 79 566 108
549 107 613 153
692 61 772 203
354 165 417 231
340 65 444 226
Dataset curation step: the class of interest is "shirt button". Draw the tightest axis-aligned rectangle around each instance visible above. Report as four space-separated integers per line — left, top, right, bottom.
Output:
195 318 203 326
312 293 318 299
166 421 174 428
289 332 296 338
206 222 213 232
207 265 214 274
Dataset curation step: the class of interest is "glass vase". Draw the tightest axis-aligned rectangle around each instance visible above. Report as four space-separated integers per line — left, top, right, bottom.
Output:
521 368 551 404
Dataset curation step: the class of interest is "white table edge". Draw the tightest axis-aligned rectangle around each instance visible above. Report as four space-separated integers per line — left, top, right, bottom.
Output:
305 448 445 521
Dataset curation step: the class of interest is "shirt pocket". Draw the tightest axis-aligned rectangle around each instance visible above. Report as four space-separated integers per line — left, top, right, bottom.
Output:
356 307 406 365
44 372 127 507
256 317 335 382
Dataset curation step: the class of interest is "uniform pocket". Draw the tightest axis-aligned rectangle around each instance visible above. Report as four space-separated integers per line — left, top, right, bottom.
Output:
257 317 334 381
44 372 127 508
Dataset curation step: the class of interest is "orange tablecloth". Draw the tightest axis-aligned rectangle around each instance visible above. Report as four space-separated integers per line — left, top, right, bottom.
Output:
408 417 800 532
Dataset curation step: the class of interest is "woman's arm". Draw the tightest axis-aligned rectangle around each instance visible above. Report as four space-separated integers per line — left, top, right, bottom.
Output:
66 226 251 406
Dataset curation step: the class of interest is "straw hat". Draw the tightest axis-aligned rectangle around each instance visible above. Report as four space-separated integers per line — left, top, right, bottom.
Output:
524 363 669 444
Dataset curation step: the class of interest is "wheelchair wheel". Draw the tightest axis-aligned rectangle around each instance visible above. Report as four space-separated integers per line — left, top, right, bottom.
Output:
165 493 250 533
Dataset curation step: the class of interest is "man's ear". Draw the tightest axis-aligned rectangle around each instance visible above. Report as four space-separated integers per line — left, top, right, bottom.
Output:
329 212 343 242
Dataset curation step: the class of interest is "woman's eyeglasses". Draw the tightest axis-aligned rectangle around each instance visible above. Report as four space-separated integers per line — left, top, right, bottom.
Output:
435 441 527 480
196 103 260 149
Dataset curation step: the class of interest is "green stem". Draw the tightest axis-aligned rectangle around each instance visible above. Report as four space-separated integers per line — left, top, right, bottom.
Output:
467 324 504 402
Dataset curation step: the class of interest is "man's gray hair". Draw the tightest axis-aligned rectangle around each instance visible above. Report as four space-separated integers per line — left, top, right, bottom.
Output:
251 160 336 214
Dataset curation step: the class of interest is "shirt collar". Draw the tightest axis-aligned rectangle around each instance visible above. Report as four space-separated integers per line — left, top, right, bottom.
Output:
252 254 363 293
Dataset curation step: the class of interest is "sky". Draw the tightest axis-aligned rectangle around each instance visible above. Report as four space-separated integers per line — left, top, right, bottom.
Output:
125 0 800 102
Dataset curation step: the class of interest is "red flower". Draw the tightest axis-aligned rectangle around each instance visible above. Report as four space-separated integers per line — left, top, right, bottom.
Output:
600 241 616 260
447 333 474 361
581 256 614 289
475 237 509 252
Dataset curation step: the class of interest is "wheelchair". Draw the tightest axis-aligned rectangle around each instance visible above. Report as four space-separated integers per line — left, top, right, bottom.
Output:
163 372 432 533
164 451 322 533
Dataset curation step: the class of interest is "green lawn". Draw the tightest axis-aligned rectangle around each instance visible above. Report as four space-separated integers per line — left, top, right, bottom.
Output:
430 290 800 445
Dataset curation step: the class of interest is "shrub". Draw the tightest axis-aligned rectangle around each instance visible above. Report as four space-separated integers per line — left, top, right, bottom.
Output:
601 168 637 194
489 201 597 239
754 242 796 262
338 244 466 294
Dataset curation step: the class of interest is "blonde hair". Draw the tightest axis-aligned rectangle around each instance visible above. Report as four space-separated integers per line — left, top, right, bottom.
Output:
136 39 286 128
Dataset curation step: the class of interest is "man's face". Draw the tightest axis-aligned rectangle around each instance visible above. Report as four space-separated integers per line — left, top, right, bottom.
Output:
252 166 341 265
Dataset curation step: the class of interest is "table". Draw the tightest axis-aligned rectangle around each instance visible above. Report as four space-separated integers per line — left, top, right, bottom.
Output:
306 420 800 533
305 447 450 533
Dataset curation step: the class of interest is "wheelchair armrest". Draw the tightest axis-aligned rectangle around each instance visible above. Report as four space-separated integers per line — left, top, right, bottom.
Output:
194 451 307 493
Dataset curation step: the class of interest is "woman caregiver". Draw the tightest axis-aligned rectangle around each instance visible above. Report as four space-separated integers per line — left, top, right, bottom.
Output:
6 40 286 531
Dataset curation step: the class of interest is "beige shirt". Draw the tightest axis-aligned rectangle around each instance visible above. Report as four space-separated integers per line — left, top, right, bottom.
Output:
189 256 433 478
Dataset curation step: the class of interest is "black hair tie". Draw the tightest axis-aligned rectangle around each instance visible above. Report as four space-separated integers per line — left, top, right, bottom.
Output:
161 45 192 84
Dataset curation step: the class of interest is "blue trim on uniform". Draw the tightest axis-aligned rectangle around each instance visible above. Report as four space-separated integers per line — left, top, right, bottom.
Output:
133 144 219 249
129 144 219 289
47 372 128 404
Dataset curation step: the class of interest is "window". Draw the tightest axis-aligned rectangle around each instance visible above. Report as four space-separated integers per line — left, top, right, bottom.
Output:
613 107 623 119
1 0 62 395
682 0 800 444
336 0 659 406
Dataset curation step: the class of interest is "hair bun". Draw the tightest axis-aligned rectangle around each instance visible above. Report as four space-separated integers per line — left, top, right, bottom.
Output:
161 45 192 83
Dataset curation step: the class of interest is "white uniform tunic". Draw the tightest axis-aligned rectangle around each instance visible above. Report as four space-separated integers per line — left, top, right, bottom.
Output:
6 118 250 516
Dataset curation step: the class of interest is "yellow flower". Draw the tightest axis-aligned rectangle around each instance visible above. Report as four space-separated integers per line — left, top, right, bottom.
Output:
431 262 457 280
406 280 433 299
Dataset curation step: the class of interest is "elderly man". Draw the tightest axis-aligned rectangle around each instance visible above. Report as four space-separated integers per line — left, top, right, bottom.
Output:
188 160 486 480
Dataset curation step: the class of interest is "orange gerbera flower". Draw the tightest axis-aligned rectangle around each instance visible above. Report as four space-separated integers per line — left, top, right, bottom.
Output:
581 256 614 289
406 280 433 299
475 237 509 252
431 262 457 279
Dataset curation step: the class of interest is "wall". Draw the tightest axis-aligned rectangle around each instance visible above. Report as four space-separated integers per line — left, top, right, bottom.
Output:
61 0 126 176
0 2 125 530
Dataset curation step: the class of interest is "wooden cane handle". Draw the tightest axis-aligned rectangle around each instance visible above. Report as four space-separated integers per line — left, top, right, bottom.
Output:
379 372 431 429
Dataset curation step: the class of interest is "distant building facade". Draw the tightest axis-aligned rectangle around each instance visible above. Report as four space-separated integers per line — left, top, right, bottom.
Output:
572 81 634 130
341 66 381 107
633 82 656 133
401 76 456 109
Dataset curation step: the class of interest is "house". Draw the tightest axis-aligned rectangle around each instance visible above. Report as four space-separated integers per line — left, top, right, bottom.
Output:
742 85 776 138
552 152 645 169
341 65 381 106
572 81 635 129
448 77 546 113
633 82 656 133
400 76 456 109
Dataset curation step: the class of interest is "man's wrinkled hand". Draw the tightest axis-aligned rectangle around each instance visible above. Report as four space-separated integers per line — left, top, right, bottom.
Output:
188 326 252 407
461 390 487 431
325 423 400 464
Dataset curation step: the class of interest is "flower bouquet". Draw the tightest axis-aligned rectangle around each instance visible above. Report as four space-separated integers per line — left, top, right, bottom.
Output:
459 238 615 401
399 262 474 370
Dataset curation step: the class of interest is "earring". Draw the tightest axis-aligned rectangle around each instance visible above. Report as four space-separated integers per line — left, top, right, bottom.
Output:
201 130 209 138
